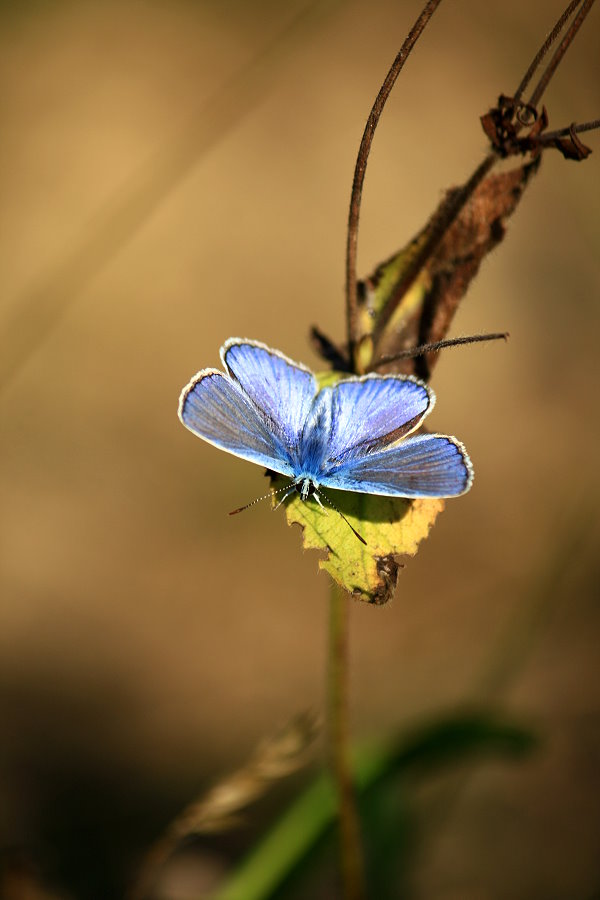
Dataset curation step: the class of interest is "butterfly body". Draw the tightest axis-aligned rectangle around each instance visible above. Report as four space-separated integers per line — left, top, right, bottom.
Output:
179 338 473 502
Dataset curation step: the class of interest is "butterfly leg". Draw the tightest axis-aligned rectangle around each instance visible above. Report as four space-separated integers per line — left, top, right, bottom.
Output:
312 490 326 511
272 484 297 511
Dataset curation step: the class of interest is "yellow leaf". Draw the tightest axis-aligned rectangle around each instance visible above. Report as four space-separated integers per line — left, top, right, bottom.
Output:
271 475 443 604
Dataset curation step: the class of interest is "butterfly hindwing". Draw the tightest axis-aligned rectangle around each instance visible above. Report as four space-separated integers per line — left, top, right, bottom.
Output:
318 433 473 498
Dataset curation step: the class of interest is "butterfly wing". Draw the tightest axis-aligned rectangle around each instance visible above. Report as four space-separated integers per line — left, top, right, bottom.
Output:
179 343 466 496
179 369 296 477
303 374 434 473
318 433 473 498
222 340 317 456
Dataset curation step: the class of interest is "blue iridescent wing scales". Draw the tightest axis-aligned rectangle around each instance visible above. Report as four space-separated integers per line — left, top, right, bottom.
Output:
178 369 295 477
301 374 434 473
223 339 317 456
179 341 472 500
318 433 473 498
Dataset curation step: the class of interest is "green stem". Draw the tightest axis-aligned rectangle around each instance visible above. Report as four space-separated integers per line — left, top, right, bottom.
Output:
328 581 366 899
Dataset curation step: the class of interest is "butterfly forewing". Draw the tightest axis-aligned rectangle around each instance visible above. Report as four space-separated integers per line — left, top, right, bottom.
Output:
223 340 317 451
179 369 295 477
317 375 434 469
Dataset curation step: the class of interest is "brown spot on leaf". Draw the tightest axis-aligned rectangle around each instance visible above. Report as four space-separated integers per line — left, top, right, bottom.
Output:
370 554 403 605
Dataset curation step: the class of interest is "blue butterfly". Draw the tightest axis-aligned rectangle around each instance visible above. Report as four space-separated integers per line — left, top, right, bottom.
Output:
179 339 473 530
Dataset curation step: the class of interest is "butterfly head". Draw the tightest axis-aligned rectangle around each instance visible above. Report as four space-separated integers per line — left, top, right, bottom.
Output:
295 476 319 502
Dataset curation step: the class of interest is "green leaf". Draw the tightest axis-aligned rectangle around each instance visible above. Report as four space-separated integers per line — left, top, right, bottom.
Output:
212 711 537 900
271 473 443 604
355 232 430 372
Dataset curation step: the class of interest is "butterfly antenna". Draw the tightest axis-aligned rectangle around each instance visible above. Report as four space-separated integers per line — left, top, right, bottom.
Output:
317 489 367 546
229 483 292 516
374 331 508 368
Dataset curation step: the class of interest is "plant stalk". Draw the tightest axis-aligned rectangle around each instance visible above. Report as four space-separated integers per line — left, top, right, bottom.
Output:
328 581 366 899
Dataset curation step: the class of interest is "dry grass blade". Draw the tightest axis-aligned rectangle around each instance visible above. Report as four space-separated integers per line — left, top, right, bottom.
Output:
129 712 319 900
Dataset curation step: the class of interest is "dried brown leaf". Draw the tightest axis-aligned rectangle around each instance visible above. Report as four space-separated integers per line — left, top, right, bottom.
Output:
361 157 540 378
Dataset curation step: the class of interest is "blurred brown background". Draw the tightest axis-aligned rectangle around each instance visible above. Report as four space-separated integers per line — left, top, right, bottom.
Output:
1 1 599 897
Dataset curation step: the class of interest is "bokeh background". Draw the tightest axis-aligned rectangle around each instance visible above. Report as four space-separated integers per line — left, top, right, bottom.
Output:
1 1 599 897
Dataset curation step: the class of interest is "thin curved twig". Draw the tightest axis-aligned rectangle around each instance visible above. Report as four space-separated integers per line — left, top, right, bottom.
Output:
513 0 584 102
527 0 596 109
537 117 600 143
345 0 444 362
